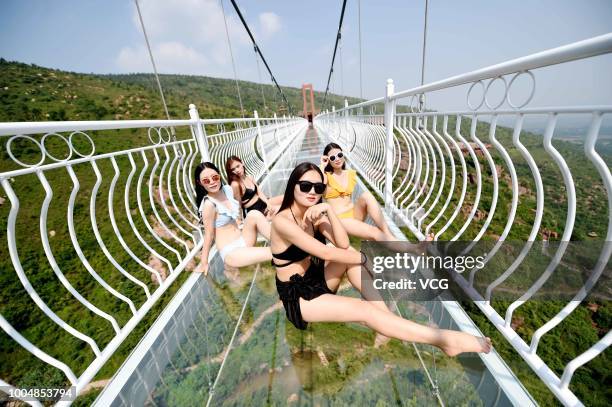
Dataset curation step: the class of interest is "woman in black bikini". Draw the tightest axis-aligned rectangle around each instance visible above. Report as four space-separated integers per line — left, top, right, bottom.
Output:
225 156 282 219
270 162 492 356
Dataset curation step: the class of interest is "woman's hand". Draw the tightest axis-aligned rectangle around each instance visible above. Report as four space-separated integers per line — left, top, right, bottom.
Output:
320 155 329 168
303 203 329 224
265 204 280 220
195 261 209 275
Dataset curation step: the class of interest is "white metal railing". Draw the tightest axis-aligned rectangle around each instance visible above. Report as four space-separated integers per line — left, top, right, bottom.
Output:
0 106 306 405
315 33 612 407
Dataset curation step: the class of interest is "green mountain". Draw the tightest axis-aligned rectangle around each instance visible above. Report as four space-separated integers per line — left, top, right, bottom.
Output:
0 58 358 123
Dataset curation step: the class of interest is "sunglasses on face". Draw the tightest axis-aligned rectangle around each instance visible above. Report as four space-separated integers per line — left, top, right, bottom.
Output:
200 174 220 185
297 180 326 195
329 152 344 162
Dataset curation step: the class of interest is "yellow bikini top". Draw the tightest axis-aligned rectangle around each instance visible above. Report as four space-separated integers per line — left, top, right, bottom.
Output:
324 169 357 199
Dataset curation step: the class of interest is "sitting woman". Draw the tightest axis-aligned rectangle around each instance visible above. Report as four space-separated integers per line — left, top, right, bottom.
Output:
320 143 396 241
194 162 272 275
270 162 491 356
226 155 283 219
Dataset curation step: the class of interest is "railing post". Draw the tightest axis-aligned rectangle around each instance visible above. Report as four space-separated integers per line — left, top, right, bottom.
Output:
188 104 210 162
273 113 280 144
254 110 269 170
344 99 349 145
384 78 396 210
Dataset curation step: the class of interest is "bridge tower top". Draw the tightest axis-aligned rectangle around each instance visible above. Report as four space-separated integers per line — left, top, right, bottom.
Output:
301 83 317 123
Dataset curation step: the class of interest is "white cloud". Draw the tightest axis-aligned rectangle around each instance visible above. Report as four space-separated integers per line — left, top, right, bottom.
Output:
258 12 281 38
116 42 209 74
118 0 256 75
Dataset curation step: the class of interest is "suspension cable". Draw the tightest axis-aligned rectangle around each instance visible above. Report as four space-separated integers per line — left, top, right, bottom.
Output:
229 0 293 114
358 0 363 99
339 35 344 97
254 50 268 110
420 0 429 87
322 0 348 110
219 0 245 117
419 0 429 114
133 0 171 121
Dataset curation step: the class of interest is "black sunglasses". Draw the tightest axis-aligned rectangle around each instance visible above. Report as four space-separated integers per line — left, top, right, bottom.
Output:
329 152 344 161
297 181 326 194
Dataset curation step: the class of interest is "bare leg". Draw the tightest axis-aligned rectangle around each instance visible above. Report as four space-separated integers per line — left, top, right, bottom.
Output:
325 251 394 347
242 210 270 245
353 192 395 239
340 254 395 346
225 247 272 268
340 218 389 241
268 195 284 205
299 294 492 356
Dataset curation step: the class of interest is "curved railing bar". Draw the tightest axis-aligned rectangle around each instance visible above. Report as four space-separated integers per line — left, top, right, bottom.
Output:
449 116 483 241
0 313 78 385
136 151 183 262
504 113 577 325
529 112 610 353
66 165 137 315
174 143 198 221
37 171 122 333
154 147 193 250
162 144 198 234
90 161 151 300
484 114 544 301
1 179 102 356
109 157 163 286
126 152 174 278
419 116 450 230
426 116 462 236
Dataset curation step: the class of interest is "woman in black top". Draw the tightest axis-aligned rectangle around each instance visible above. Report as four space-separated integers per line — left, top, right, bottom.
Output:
270 162 492 357
225 156 282 219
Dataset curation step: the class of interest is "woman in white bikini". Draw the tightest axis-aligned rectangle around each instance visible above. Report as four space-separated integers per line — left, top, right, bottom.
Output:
194 162 271 275
270 162 492 356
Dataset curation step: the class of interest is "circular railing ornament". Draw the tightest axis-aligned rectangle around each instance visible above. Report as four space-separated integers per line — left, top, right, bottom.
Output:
147 127 162 145
159 127 172 143
6 135 45 168
41 132 72 162
467 80 486 111
69 131 95 158
484 76 508 110
507 70 536 109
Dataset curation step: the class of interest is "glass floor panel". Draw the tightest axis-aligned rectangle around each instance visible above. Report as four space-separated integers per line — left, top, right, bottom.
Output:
98 125 528 407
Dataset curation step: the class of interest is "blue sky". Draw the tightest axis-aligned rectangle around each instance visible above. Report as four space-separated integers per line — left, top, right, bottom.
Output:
1 0 611 112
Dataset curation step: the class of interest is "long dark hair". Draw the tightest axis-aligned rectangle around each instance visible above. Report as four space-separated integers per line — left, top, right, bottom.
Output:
194 162 223 209
279 162 324 212
323 142 345 173
225 155 243 186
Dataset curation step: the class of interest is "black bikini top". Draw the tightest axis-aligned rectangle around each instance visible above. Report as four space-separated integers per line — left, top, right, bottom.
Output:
241 181 258 203
272 230 325 268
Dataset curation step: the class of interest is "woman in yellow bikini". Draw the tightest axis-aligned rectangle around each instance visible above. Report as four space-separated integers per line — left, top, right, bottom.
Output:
320 143 396 241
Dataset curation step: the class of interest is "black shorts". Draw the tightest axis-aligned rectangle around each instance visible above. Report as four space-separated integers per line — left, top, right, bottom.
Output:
275 258 333 330
243 198 267 217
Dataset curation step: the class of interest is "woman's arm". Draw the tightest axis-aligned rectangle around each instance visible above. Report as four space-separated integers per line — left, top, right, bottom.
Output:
230 181 244 224
230 181 242 205
273 215 360 264
319 156 328 184
252 177 270 205
196 201 216 275
309 204 350 249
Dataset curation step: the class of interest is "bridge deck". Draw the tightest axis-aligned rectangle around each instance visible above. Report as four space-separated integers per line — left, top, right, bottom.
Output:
94 126 532 407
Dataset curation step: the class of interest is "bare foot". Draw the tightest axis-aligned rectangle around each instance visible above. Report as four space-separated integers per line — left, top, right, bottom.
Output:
374 333 391 349
438 330 492 357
